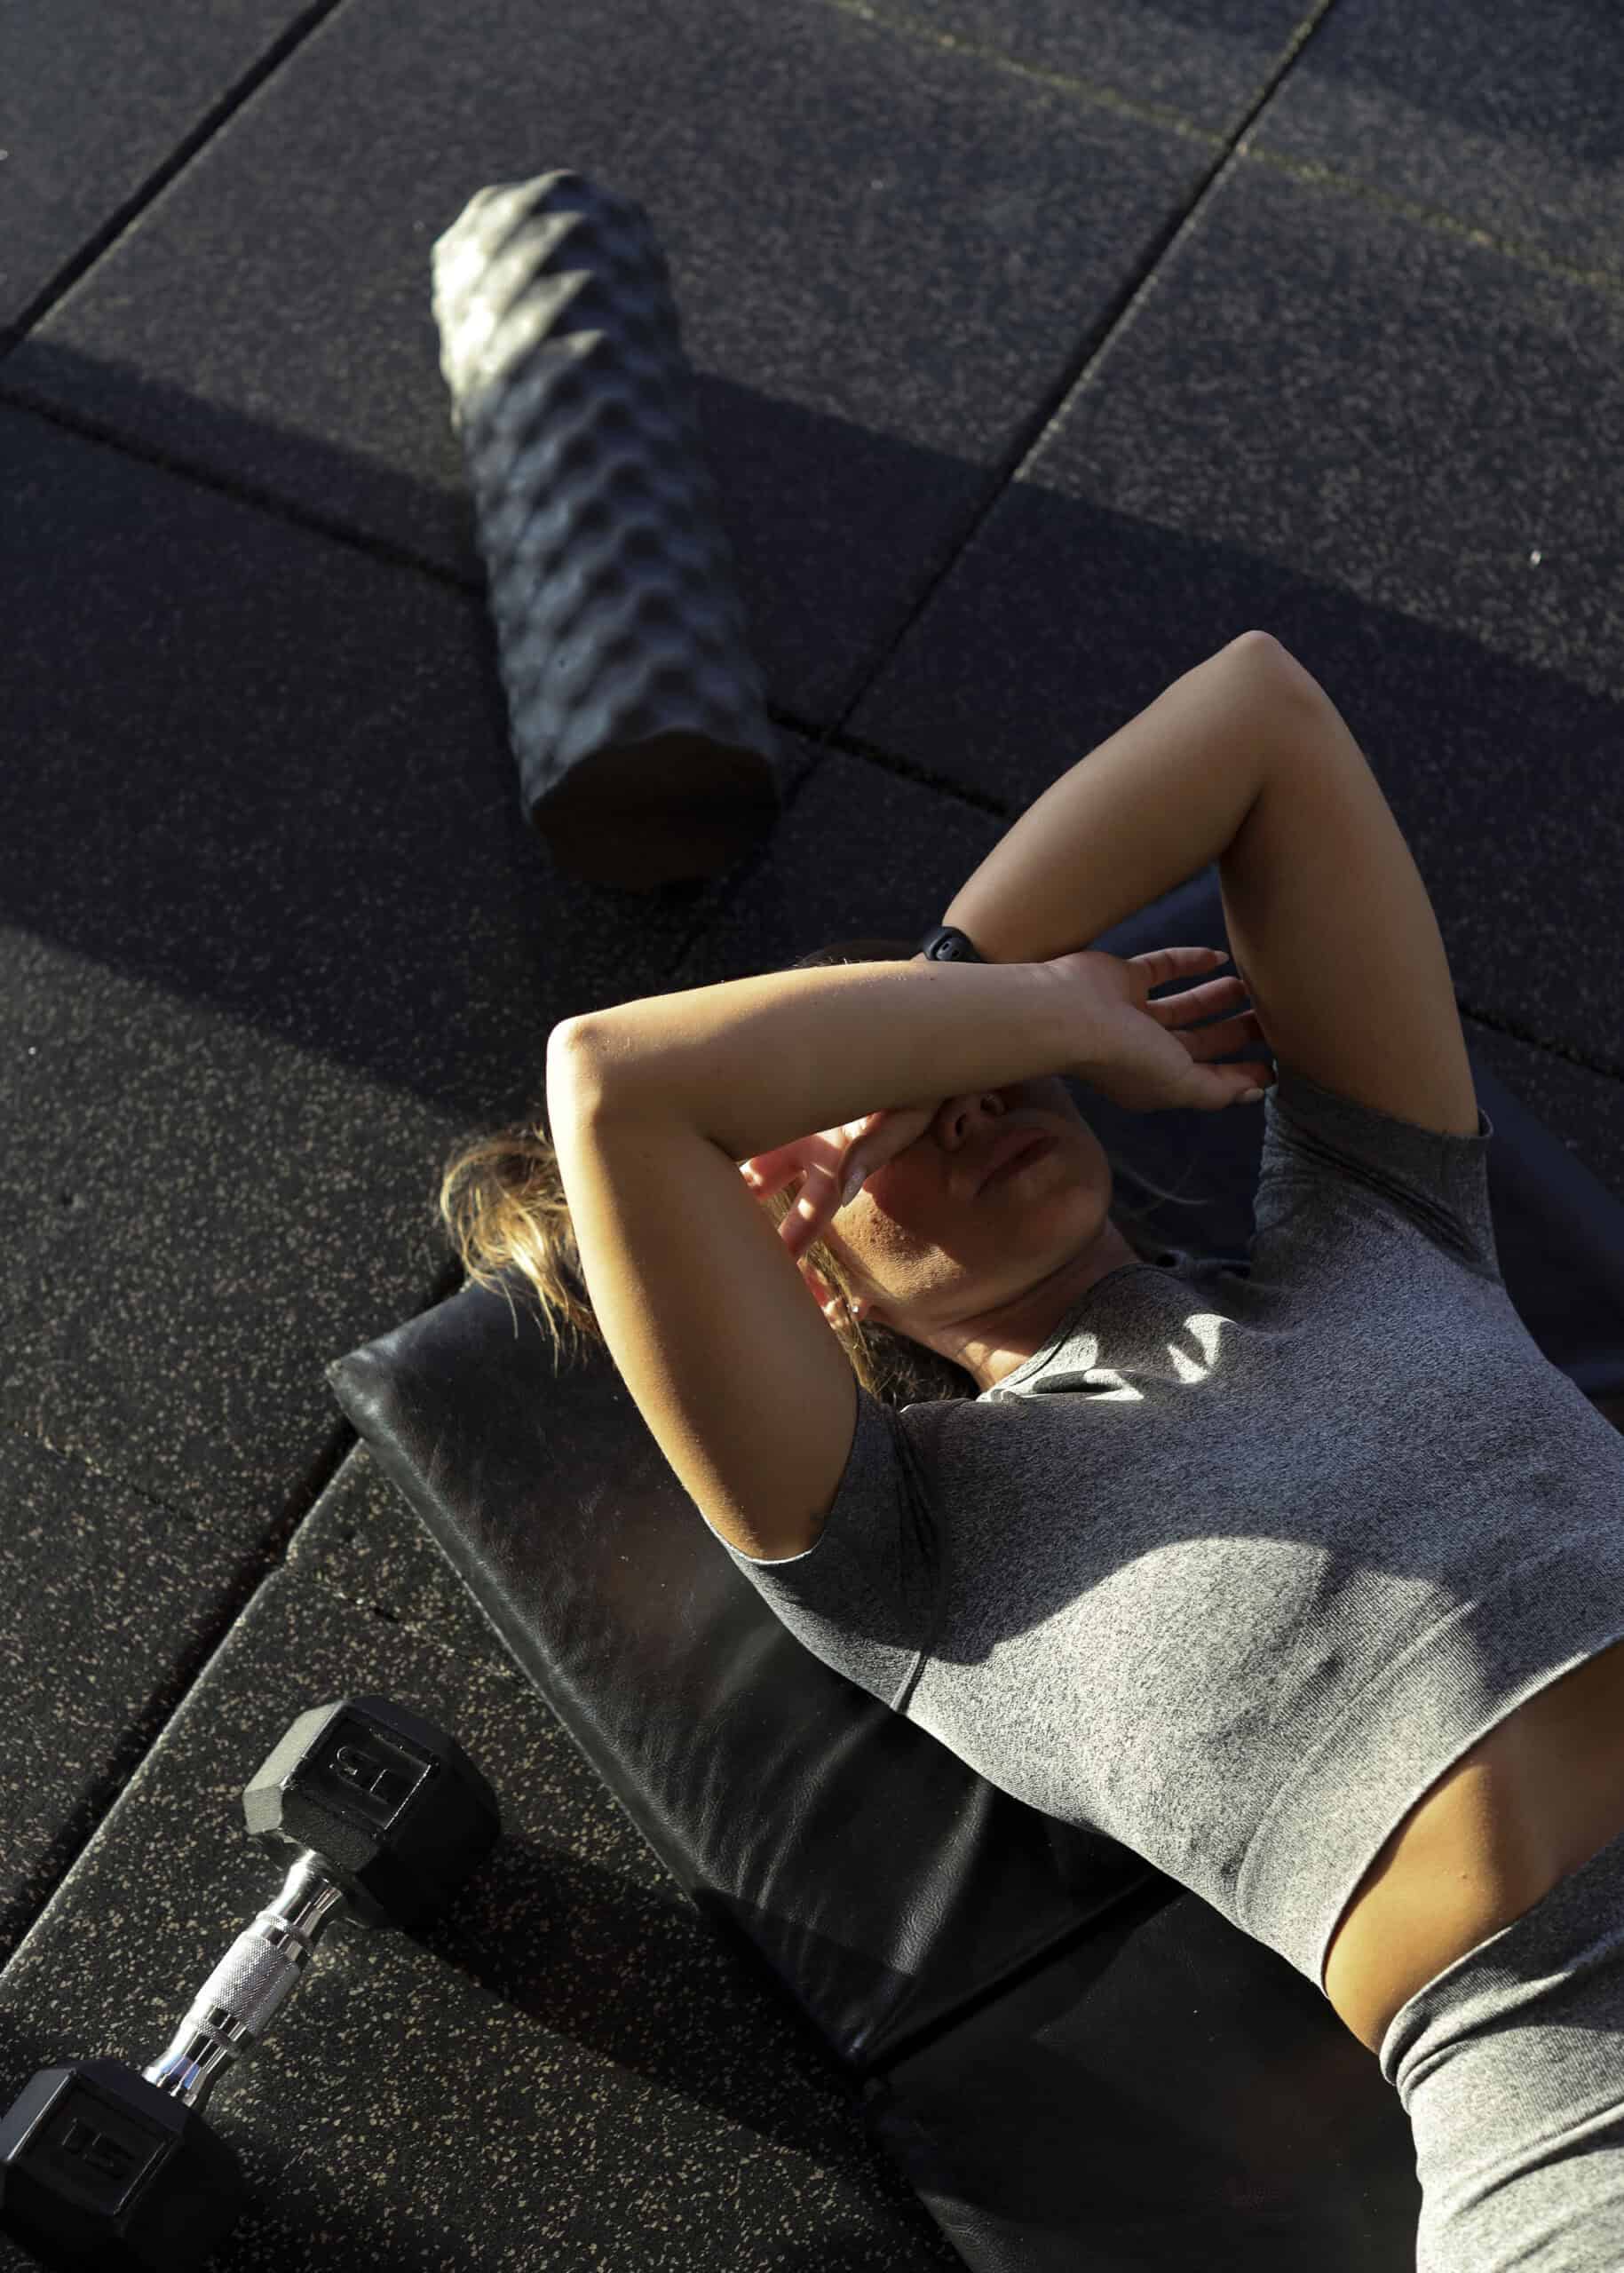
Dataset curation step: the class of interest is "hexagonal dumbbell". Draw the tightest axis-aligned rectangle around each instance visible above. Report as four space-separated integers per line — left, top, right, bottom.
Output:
0 1697 501 2270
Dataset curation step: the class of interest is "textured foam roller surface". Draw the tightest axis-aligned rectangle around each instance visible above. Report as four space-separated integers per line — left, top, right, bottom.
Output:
431 171 783 890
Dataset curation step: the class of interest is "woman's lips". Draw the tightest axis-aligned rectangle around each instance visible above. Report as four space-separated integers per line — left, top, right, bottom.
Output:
979 1130 1056 1190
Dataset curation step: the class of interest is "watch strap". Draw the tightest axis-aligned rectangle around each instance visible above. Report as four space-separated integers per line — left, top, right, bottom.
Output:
916 924 986 964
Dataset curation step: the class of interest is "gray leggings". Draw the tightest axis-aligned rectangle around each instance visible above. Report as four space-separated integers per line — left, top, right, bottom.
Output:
1379 1818 1624 2269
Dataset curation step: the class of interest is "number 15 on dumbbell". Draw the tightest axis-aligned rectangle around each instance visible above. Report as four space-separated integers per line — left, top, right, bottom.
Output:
0 1698 501 2271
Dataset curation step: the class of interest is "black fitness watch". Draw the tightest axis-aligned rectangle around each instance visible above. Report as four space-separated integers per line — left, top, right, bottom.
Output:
915 924 986 963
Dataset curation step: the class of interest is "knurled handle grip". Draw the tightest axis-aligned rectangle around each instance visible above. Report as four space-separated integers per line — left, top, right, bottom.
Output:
143 1855 349 2109
186 1913 306 2042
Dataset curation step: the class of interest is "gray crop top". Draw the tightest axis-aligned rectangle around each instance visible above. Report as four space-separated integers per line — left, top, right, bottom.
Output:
701 1065 1624 1996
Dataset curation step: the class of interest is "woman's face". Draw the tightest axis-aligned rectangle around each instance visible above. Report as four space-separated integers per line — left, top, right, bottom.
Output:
805 1074 1141 1392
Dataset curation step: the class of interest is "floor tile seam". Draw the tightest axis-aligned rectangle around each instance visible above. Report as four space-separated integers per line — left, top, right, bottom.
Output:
993 112 1614 516
825 0 1333 747
0 1406 204 1525
1459 1002 1624 1089
0 371 480 606
0 0 1238 373
1237 140 1624 306
803 724 1010 820
814 7 1608 706
0 1402 370 1647
0 1529 511 1971
0 1549 296 1970
820 151 1239 745
8 99 1607 737
0 1260 454 1560
0 0 351 358
816 0 1231 152
828 0 1623 312
297 1555 522 1681
0 1560 522 1984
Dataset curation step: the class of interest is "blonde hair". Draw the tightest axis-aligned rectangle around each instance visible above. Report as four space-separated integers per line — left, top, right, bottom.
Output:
438 937 1212 1406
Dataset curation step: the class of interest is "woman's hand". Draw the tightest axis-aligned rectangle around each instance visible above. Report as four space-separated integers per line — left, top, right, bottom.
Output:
1048 944 1275 1115
738 942 1273 1257
739 1101 938 1262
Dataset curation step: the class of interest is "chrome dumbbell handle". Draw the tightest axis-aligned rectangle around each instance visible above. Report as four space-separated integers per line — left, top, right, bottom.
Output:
141 1851 352 2111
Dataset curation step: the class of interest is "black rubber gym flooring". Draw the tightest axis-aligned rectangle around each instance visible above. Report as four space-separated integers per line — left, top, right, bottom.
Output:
3 0 1622 2263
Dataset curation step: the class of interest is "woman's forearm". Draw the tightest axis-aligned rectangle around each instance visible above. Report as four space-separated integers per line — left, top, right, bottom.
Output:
937 630 1303 964
549 633 1308 1157
551 957 1073 1164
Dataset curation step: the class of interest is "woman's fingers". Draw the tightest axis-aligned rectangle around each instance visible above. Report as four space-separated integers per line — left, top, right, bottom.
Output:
1135 945 1230 984
783 1119 897 1255
780 1165 843 1256
792 1165 835 1225
1178 1008 1266 1060
746 1104 926 1255
749 1139 819 1174
1150 973 1249 1026
740 1136 836 1199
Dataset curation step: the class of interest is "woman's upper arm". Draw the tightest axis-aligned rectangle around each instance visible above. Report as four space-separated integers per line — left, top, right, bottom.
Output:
545 1052 860 1564
1218 639 1481 1140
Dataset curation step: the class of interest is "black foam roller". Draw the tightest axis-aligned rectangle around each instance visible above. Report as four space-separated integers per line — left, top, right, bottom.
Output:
432 170 783 891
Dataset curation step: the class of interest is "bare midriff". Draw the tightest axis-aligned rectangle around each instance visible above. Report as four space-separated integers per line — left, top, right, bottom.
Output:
1321 1633 1624 2056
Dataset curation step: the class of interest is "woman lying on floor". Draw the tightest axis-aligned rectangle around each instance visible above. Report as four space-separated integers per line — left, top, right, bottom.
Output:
442 631 1624 2272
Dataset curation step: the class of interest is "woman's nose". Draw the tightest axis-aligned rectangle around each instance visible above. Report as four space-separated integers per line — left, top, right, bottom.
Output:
939 1090 1009 1141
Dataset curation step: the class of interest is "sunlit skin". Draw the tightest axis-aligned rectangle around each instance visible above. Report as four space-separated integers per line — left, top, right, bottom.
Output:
739 946 1267 1394
787 1076 1142 1394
